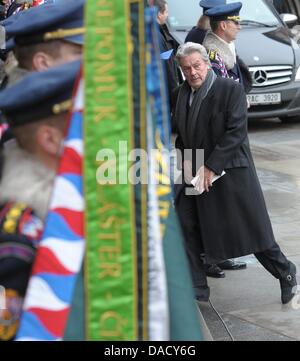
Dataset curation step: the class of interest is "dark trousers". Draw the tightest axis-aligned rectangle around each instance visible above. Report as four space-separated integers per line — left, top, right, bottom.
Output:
175 189 291 298
175 188 207 289
255 245 291 280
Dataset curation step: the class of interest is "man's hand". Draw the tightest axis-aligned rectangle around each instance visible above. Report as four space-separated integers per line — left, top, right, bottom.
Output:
195 166 215 193
183 160 193 184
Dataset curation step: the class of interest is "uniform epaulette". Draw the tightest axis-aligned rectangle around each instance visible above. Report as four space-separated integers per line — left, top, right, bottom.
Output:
0 202 43 243
208 49 218 61
0 201 43 342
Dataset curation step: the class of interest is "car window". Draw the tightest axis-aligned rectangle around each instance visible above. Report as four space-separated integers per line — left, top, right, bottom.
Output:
168 0 280 29
228 0 279 26
168 0 203 29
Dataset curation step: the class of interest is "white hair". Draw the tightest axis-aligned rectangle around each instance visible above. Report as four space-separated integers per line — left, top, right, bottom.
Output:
176 42 210 64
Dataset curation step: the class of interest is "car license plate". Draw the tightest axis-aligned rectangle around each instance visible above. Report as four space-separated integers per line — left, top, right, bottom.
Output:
247 93 281 105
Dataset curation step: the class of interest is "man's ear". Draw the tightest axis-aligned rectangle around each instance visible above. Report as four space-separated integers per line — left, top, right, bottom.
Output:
157 11 164 24
220 21 227 31
31 51 55 71
36 124 64 157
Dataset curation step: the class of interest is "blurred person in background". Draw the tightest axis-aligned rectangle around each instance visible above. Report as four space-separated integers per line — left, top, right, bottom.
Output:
203 2 252 93
153 0 182 105
0 60 80 340
185 0 226 45
0 0 83 87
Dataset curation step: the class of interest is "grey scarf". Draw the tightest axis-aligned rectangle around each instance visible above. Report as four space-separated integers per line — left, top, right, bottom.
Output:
175 69 217 149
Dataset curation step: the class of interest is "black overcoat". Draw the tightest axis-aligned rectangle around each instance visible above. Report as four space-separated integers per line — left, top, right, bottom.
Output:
159 24 181 97
174 77 276 263
185 27 207 45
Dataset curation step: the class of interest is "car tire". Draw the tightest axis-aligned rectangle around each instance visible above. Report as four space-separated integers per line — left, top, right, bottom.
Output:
280 116 300 123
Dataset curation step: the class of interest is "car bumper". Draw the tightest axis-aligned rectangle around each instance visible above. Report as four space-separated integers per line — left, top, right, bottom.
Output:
247 80 300 119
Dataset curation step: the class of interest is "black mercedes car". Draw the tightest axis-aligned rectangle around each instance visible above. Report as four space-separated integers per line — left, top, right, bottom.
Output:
168 0 300 122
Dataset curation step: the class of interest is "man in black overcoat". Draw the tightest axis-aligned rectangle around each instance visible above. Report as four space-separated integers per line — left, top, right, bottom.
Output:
173 42 297 304
187 2 251 277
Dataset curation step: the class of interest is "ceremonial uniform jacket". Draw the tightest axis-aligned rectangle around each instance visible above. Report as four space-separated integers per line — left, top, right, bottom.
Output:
0 140 54 340
203 31 252 93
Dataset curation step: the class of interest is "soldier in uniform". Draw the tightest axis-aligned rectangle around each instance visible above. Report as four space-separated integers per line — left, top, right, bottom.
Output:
185 0 226 45
203 2 252 93
0 0 84 86
5 0 43 17
0 60 80 340
0 0 84 151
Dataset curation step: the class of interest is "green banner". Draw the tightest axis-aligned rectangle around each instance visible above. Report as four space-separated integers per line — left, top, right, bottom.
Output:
84 0 138 340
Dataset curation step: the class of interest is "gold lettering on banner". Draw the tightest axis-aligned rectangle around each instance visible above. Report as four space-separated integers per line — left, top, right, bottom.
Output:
97 207 124 279
100 311 127 338
93 107 117 123
96 10 113 17
91 1 118 125
98 203 125 215
99 263 121 278
96 84 117 93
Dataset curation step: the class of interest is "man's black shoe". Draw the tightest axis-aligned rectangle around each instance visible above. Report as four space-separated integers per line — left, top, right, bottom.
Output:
218 259 247 270
280 262 297 304
204 264 225 278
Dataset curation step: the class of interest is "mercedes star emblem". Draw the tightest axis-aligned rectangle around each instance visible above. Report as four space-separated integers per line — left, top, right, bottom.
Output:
253 70 268 85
